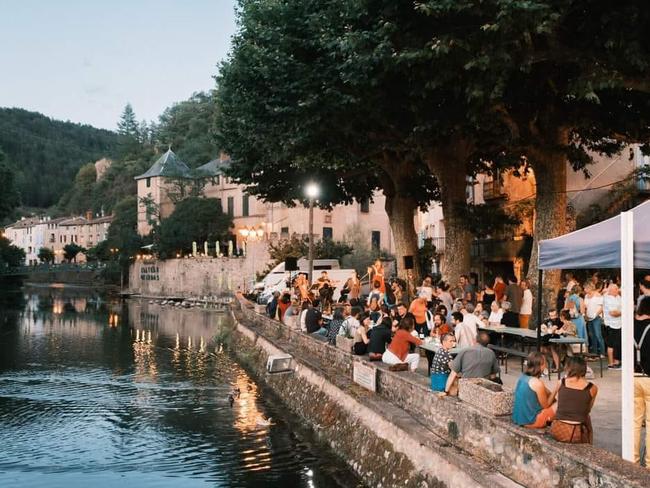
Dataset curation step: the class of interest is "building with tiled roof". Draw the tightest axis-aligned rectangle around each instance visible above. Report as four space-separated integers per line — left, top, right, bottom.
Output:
4 212 113 265
135 151 395 253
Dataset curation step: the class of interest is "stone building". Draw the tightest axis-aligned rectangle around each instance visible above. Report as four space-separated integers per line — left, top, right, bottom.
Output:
419 145 650 283
4 213 113 265
135 150 395 251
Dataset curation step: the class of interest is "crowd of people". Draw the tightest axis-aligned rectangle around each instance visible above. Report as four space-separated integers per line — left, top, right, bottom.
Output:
262 264 650 460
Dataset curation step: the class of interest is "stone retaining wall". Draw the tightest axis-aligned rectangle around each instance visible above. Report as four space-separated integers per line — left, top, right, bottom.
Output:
128 242 269 297
230 302 518 488
235 296 650 488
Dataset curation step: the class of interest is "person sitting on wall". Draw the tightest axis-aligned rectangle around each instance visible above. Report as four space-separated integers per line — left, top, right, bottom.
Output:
440 331 500 396
430 333 456 391
549 357 598 444
382 314 423 372
304 304 324 334
367 316 392 361
512 352 557 429
352 312 372 356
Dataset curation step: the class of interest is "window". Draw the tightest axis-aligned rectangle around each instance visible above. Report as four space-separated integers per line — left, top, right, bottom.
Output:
324 213 332 224
322 227 333 240
280 226 289 237
215 198 223 213
146 177 151 188
242 195 249 217
227 196 234 216
371 231 380 250
50 234 55 243
215 175 220 185
360 198 370 213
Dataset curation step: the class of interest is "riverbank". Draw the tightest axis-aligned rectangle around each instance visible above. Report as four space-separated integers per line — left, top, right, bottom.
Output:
229 295 650 488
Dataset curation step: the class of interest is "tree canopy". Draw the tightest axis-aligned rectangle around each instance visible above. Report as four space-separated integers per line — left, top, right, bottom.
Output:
217 0 650 289
0 236 25 268
0 107 120 208
216 0 440 282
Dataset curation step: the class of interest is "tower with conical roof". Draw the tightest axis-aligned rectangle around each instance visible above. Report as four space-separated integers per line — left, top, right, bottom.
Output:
135 149 192 235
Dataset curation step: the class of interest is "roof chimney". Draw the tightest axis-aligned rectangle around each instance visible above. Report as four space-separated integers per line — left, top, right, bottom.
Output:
85 210 93 221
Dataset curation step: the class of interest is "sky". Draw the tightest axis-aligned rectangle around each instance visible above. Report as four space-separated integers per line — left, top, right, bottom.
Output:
0 0 238 130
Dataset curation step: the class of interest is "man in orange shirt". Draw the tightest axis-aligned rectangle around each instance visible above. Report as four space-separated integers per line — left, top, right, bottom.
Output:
409 294 429 337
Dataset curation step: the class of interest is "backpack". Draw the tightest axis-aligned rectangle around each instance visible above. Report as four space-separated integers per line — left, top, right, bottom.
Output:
634 322 650 375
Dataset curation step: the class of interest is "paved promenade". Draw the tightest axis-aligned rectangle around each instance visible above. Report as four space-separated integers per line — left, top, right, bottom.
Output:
417 356 624 455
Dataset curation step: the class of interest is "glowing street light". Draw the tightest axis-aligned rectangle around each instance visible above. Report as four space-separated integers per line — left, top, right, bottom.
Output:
304 182 320 285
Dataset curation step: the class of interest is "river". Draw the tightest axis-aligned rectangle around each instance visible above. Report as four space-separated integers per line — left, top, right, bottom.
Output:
0 285 361 488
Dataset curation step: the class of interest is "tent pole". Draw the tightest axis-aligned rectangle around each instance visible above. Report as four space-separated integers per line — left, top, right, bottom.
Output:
536 268 543 351
621 210 634 462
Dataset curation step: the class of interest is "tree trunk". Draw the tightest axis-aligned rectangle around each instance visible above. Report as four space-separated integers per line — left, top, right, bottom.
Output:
437 171 472 283
526 141 568 315
384 193 421 288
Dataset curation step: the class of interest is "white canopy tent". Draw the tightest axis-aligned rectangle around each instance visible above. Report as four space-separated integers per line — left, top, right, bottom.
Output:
538 199 650 461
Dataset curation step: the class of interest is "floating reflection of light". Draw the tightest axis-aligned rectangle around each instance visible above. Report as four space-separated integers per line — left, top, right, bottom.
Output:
199 336 205 353
232 373 272 473
108 313 119 327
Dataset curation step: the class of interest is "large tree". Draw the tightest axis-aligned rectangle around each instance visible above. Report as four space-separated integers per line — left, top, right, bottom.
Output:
216 0 439 284
421 0 650 298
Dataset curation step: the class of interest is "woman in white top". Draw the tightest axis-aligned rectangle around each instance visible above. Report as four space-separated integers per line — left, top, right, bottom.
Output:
519 279 533 329
488 300 503 327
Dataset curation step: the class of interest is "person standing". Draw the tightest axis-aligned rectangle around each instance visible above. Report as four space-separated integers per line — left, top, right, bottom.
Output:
493 276 507 303
603 283 622 369
409 293 429 338
633 297 650 466
519 280 533 329
368 259 386 294
584 283 605 357
505 276 523 316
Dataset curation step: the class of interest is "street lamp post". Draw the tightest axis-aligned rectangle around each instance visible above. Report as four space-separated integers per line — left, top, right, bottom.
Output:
304 182 320 285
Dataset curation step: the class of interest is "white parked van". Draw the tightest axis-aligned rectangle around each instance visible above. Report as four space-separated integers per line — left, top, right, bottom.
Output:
256 258 356 304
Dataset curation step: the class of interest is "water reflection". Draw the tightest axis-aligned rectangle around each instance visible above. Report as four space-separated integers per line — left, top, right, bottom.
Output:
0 285 360 488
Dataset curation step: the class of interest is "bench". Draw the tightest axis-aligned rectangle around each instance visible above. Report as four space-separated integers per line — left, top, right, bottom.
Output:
488 344 528 374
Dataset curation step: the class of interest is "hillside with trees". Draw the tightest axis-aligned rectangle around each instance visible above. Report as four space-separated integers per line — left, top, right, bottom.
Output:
0 107 120 208
58 92 221 216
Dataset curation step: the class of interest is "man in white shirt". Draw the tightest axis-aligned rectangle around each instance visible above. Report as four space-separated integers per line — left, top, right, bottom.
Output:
603 283 622 369
460 303 481 338
454 311 477 349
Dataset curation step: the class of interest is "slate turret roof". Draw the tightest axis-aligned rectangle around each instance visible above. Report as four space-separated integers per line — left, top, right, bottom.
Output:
195 157 231 177
134 149 191 180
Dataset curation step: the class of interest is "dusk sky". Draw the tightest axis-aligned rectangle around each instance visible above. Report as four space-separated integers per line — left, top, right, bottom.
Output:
0 0 238 130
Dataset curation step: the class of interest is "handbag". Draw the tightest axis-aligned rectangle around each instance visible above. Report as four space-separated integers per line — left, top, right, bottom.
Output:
550 419 592 444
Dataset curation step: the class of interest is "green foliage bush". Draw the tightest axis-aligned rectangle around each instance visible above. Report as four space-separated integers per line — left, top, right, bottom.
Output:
157 197 233 259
